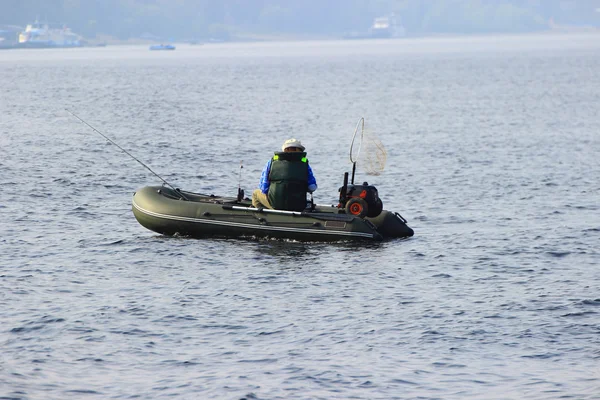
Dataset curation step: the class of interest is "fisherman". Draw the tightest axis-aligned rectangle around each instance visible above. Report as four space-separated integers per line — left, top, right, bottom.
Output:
252 138 317 211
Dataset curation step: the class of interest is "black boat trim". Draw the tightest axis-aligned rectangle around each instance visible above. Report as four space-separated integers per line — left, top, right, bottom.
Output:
132 199 376 239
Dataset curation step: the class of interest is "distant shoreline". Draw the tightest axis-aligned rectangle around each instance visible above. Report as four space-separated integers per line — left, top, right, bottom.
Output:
1 28 598 50
99 27 600 45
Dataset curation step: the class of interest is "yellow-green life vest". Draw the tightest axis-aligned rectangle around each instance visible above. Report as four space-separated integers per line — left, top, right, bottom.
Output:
267 151 309 211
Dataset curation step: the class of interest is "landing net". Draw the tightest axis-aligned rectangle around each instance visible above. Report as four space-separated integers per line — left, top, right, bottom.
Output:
350 117 387 176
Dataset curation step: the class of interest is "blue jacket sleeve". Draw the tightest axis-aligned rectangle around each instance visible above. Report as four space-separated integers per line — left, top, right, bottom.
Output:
307 164 317 193
259 159 272 194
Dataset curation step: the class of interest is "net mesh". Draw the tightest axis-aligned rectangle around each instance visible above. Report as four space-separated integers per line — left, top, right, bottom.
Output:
356 126 387 176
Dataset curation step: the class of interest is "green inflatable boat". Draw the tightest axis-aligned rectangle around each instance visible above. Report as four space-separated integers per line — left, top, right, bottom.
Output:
132 118 414 242
66 111 414 241
132 185 414 242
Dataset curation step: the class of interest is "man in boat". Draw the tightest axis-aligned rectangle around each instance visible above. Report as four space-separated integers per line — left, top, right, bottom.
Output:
252 138 317 211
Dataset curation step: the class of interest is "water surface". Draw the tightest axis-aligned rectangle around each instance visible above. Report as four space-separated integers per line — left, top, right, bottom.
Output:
1 33 600 399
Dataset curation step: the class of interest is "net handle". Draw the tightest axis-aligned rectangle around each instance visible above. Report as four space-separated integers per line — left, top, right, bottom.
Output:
349 117 364 164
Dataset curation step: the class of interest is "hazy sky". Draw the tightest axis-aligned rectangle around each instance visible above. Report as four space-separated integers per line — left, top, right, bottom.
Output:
1 0 600 40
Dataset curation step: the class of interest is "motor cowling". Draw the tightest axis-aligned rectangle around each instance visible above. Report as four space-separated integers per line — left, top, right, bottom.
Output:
339 181 383 218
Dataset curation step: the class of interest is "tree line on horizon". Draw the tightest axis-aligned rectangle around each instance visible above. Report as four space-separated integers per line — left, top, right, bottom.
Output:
1 0 599 40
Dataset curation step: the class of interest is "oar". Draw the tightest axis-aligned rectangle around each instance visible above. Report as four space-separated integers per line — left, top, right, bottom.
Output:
221 204 355 222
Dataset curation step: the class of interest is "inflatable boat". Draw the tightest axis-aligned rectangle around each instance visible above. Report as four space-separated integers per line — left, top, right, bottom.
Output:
66 110 413 242
132 185 413 241
132 118 414 242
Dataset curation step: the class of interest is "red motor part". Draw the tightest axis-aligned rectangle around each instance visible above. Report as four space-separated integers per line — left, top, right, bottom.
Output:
339 178 383 218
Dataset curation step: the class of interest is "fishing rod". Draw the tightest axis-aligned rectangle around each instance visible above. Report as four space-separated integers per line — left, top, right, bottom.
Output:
237 160 244 201
66 109 189 201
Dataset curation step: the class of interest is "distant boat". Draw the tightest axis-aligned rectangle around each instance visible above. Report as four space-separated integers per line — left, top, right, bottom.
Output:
17 19 83 48
149 44 175 51
343 14 405 40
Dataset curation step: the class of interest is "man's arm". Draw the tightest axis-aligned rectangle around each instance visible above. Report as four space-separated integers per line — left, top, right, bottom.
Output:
259 159 272 194
307 165 317 193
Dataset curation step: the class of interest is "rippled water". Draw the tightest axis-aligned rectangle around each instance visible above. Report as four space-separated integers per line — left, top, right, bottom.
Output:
1 34 600 399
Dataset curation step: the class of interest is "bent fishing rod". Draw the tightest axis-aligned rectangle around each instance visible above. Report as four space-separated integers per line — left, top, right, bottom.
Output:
66 109 189 201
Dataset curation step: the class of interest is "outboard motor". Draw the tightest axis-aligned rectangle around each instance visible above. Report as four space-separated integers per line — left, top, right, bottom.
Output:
339 172 383 218
338 116 386 218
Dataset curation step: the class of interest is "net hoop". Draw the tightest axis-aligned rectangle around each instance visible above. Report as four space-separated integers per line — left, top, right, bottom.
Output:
349 117 364 164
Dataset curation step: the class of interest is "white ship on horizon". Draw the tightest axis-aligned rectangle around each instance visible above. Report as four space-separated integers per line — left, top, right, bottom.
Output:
18 19 82 48
344 13 405 40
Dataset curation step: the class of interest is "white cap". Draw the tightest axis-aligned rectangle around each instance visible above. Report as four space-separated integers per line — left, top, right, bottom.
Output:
282 138 305 151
